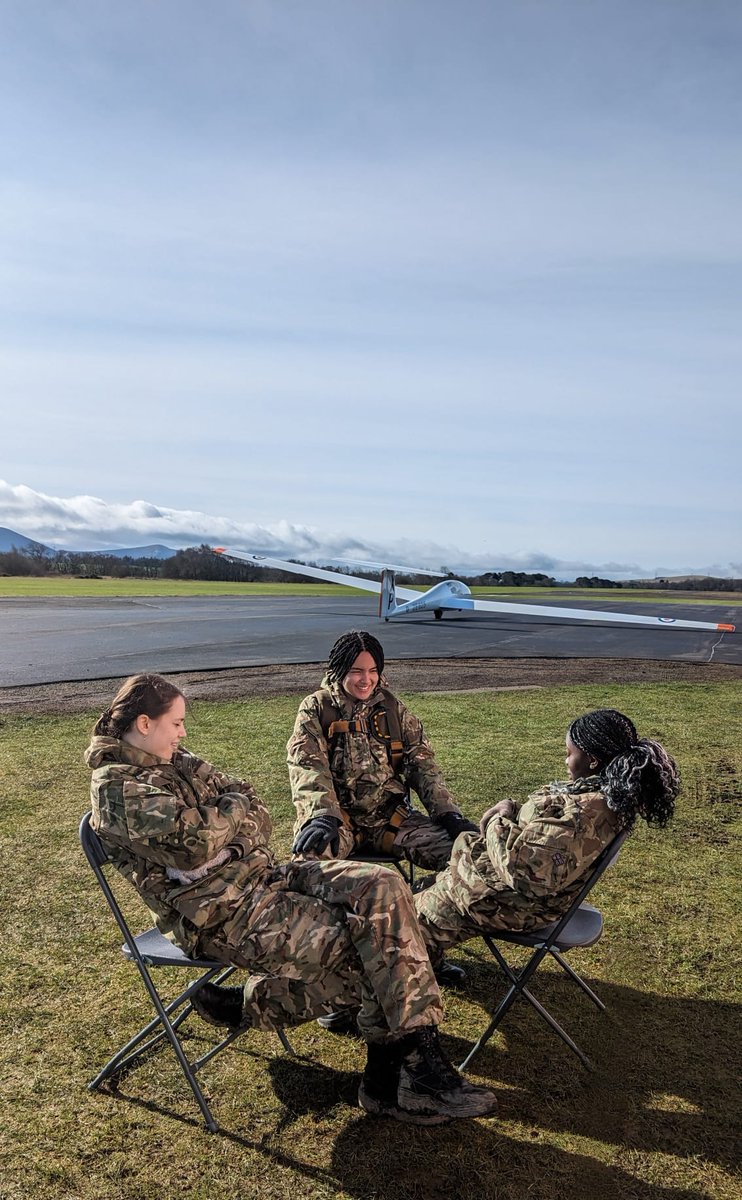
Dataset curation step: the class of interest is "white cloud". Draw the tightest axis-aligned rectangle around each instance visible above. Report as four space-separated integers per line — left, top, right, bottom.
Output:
1 479 738 580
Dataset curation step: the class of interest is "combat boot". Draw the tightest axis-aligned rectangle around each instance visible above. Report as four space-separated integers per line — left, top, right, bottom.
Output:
191 982 247 1029
396 1026 498 1120
358 1040 448 1125
316 1007 361 1035
434 959 467 988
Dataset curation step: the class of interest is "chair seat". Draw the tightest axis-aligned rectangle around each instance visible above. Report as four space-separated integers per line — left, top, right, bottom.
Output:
122 927 227 970
495 903 604 951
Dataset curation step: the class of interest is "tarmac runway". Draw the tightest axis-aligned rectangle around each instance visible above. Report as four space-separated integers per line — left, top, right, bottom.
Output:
1 594 739 686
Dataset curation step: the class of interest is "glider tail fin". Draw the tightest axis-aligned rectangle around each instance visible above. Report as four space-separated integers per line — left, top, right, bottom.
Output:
379 569 397 620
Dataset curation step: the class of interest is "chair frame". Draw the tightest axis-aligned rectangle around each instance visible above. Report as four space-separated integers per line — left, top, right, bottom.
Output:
79 812 294 1132
459 827 630 1073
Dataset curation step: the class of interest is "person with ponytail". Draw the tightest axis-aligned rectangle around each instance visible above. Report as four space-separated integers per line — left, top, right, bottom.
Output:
84 673 499 1124
414 708 680 968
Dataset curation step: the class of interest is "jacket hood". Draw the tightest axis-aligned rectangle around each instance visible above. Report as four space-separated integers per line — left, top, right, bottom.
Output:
84 734 172 771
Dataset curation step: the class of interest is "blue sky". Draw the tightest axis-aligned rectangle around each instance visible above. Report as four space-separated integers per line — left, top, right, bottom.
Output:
1 0 740 578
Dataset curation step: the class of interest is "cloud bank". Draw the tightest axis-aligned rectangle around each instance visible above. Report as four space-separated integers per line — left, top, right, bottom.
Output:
1 480 738 581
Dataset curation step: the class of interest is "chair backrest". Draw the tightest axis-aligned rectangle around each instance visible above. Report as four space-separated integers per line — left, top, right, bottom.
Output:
79 811 147 960
537 826 631 948
80 810 110 870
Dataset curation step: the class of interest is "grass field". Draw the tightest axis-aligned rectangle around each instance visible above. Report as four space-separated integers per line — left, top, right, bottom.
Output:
1 682 740 1200
0 578 368 598
0 575 738 606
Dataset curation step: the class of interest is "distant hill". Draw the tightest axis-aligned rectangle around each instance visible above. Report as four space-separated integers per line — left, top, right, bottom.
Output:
0 526 54 555
95 544 177 560
0 527 177 560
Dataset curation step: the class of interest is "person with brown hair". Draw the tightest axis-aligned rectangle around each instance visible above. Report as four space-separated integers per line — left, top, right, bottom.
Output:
84 672 498 1124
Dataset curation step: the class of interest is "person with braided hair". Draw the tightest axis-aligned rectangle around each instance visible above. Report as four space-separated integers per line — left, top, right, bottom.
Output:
287 630 479 997
288 630 477 870
414 708 680 968
85 673 499 1124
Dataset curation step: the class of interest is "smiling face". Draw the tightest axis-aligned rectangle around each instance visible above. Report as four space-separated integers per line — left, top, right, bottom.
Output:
342 650 380 702
125 694 187 760
565 734 597 781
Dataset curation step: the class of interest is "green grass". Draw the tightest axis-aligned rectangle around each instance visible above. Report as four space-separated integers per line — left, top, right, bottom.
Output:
0 578 368 598
1 575 739 606
1 682 740 1200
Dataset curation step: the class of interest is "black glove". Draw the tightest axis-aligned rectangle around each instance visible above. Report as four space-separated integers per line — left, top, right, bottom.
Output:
292 814 342 856
436 811 479 841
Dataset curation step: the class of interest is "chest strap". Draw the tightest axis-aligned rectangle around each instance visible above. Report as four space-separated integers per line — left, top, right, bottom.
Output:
327 716 370 738
322 690 405 776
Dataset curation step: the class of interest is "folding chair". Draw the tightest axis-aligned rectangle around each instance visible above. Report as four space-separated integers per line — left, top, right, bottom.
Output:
459 827 630 1073
79 812 295 1132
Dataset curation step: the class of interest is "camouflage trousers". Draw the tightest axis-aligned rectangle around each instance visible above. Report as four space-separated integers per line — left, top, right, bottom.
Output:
413 865 543 967
315 810 455 872
199 857 443 1043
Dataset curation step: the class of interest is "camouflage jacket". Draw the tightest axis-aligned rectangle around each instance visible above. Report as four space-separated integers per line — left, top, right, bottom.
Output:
85 735 275 955
287 678 457 835
445 776 620 931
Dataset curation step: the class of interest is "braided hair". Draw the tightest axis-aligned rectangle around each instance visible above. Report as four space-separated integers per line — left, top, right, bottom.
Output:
568 708 679 829
93 674 184 739
326 630 385 684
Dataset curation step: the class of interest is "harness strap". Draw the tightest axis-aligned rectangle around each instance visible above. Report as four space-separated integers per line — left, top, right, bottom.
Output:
327 717 369 738
320 689 406 777
376 802 410 854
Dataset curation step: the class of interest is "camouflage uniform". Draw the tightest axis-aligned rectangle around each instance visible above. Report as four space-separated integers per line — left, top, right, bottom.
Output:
287 678 458 870
85 735 443 1041
414 777 620 964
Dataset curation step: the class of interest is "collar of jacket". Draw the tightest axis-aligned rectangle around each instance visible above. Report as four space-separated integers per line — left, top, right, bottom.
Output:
84 734 178 771
548 774 603 796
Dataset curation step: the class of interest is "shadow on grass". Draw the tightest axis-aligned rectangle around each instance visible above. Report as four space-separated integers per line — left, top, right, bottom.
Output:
91 975 739 1198
331 1119 704 1200
445 970 741 1171
101 1059 706 1200
95 1082 343 1192
265 1058 704 1200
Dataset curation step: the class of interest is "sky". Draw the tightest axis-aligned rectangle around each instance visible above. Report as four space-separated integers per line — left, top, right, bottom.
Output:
1 0 740 579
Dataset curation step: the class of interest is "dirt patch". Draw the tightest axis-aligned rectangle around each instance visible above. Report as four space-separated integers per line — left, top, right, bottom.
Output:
1 657 740 715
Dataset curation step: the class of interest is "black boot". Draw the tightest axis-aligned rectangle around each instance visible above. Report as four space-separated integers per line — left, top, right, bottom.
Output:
434 959 467 988
191 982 247 1029
316 1007 361 1036
396 1026 498 1121
358 1040 448 1125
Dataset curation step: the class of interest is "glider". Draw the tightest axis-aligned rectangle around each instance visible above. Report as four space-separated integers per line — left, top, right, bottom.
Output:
213 549 735 633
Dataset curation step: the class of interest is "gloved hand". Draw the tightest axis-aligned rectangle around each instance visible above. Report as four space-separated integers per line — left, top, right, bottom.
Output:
292 814 342 856
435 811 479 842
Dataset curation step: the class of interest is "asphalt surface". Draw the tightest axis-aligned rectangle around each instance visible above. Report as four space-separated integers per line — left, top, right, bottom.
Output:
1 594 739 686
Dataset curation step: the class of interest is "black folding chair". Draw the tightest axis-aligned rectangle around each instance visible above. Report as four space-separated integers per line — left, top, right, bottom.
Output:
459 828 630 1073
79 812 295 1132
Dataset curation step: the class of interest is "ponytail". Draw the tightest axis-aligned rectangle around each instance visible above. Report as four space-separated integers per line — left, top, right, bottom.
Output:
569 708 679 828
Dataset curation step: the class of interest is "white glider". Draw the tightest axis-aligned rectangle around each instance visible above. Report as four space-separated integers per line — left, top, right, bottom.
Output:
213 548 735 633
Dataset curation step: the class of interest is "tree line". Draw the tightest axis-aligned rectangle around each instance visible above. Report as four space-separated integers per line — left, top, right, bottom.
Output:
0 543 738 590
